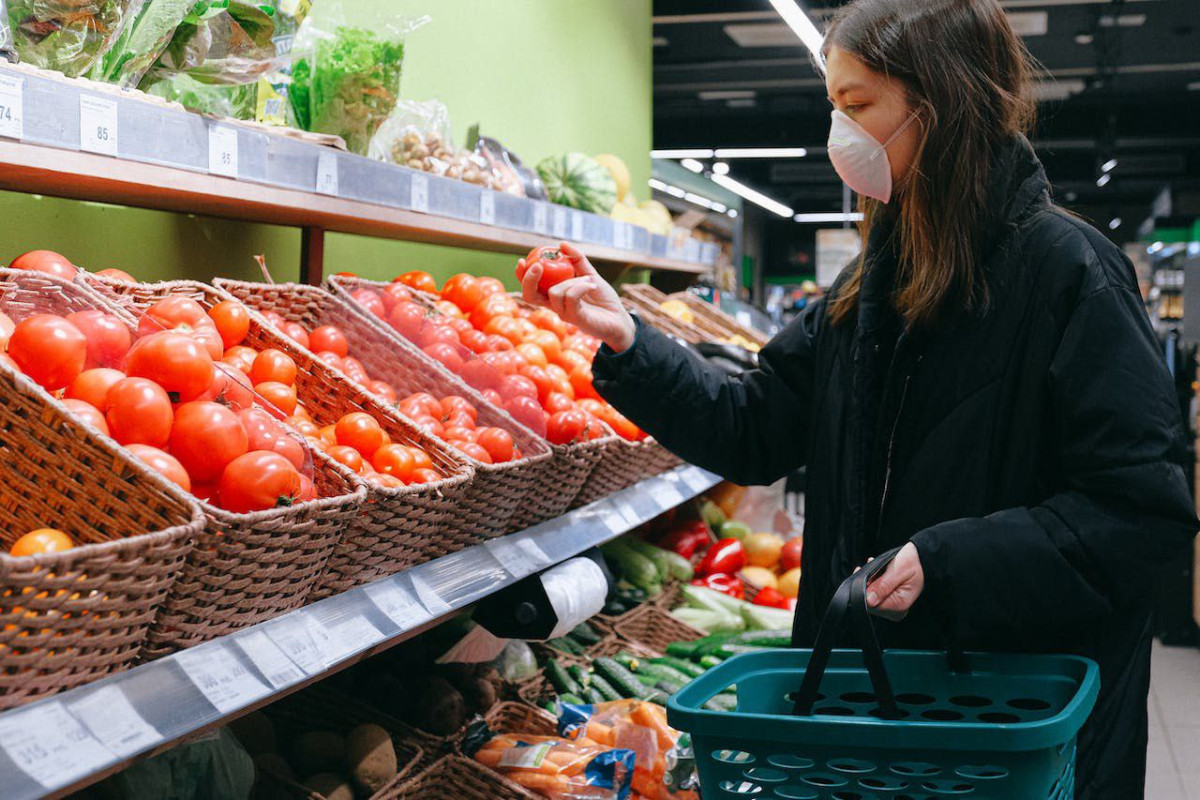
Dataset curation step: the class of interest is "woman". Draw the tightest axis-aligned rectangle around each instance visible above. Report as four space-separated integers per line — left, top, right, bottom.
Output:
520 1 1196 795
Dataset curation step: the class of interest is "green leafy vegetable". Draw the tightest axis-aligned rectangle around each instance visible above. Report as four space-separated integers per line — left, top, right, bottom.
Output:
6 0 135 76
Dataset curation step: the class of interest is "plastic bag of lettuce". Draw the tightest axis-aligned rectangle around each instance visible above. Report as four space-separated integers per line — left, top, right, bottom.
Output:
290 4 427 154
5 0 137 76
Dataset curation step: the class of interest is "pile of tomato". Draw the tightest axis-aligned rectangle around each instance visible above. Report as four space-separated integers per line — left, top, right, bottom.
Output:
345 269 645 447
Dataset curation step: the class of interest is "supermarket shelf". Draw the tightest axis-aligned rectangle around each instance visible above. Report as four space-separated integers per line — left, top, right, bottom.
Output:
0 464 720 800
0 65 717 275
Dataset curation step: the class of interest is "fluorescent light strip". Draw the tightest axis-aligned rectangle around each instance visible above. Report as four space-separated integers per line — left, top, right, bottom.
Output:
711 173 794 218
680 158 705 173
714 147 808 159
794 212 865 223
1096 173 1112 187
768 0 826 70
1101 158 1118 173
650 178 728 213
651 149 714 159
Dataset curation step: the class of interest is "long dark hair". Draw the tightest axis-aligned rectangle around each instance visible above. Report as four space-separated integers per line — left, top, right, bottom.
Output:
824 0 1039 328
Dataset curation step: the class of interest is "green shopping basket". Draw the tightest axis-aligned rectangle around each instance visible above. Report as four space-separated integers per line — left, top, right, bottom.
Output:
667 547 1100 799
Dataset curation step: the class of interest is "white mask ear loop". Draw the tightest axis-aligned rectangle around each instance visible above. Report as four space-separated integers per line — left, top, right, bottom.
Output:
869 111 921 161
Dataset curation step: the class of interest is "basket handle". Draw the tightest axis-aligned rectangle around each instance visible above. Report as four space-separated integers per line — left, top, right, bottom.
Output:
790 545 904 719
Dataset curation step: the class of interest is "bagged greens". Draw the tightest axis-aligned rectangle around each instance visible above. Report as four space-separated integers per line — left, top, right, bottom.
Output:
5 0 137 76
88 0 196 87
146 0 283 86
0 0 15 61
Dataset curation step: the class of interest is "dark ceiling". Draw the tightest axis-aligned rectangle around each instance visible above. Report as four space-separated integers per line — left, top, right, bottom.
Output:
652 0 1200 243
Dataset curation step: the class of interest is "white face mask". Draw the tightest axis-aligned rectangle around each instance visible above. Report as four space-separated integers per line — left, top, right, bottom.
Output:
827 109 920 203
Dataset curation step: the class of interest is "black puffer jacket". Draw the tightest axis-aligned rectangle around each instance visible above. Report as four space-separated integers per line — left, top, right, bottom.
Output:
593 137 1197 800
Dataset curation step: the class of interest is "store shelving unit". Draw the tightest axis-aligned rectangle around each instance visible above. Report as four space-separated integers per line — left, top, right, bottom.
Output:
0 464 720 800
0 64 717 282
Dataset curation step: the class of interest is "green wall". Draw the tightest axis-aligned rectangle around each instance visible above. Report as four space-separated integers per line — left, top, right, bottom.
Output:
0 0 652 288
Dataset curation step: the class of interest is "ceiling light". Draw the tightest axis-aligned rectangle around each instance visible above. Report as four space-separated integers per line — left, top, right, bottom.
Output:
1096 173 1111 188
794 212 865 223
1187 82 1200 92
728 210 739 218
680 158 705 173
697 90 757 101
1074 32 1094 45
1109 218 1122 230
1099 14 1146 28
711 201 728 213
1101 159 1118 173
711 173 794 218
651 149 715 159
712 162 730 175
726 98 758 109
650 178 727 213
766 0 825 71
652 36 669 47
714 147 807 159
1006 11 1048 37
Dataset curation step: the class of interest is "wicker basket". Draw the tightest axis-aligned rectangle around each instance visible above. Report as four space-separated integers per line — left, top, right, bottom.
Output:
385 755 536 800
213 278 552 541
516 652 590 711
620 295 705 345
571 437 681 507
0 288 203 708
329 274 612 529
670 292 771 348
254 685 426 799
612 604 706 654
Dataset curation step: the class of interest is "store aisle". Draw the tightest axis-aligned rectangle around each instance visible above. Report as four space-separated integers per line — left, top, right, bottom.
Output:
1150 640 1200 799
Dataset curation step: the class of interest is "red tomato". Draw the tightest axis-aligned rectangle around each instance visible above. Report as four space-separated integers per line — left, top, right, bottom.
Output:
125 444 191 492
476 427 514 463
423 343 464 374
516 342 548 368
261 311 287 330
517 246 575 294
441 274 481 310
0 310 13 351
292 418 321 438
62 398 110 436
249 349 297 386
388 303 426 342
208 301 250 349
484 334 514 352
418 323 461 350
528 330 563 362
8 314 88 391
222 345 258 374
547 409 588 445
397 271 437 294
505 395 547 435
315 351 345 372
459 358 501 393
557 349 592 374
198 364 255 410
518 364 555 404
238 408 308 470
256 381 298 416
529 308 569 339
335 412 385 458
65 310 132 370
326 444 366 474
443 425 475 442
440 396 477 423
406 446 434 472
138 296 217 341
170 401 249 482
380 283 414 313
281 322 310 349
460 329 490 354
471 294 520 330
350 288 386 319
400 393 443 419
66 368 125 410
341 356 369 384
482 389 503 406
500 374 539 402
475 276 507 301
456 442 493 464
371 444 415 482
96 268 136 283
373 474 406 489
368 380 397 405
310 326 349 358
410 468 442 484
9 250 78 280
218 451 303 513
483 316 523 346
544 392 575 415
570 366 601 401
126 331 215 403
106 377 173 447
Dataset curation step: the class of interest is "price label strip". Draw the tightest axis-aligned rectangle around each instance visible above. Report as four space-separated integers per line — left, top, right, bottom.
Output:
315 151 339 196
176 644 269 714
552 207 568 238
486 536 552 578
79 95 118 157
236 630 305 689
571 212 584 242
263 615 324 675
533 203 550 235
65 685 161 759
598 503 629 534
682 466 714 493
0 702 115 790
479 190 496 225
654 475 685 508
308 615 382 668
614 222 630 251
0 74 25 140
410 571 452 617
410 174 430 213
208 125 239 178
365 580 429 630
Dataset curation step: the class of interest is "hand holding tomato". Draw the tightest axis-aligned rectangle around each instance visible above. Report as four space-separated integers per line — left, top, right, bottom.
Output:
517 242 636 353
516 247 575 295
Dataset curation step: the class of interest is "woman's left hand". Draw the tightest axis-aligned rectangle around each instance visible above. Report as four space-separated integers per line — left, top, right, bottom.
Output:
866 543 925 619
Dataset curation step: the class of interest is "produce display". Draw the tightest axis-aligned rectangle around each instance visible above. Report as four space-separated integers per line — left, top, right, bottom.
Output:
5 0 134 77
537 152 619 216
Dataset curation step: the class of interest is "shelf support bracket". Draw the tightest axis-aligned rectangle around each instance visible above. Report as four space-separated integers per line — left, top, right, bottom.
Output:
300 226 325 285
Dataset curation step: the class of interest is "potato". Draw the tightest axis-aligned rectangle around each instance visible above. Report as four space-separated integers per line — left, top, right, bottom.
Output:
291 731 345 774
407 675 466 735
346 723 398 795
228 711 277 756
303 772 354 800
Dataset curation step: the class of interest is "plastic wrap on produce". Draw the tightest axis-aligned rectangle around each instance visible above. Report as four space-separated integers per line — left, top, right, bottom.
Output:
0 0 15 62
5 0 137 77
88 0 196 88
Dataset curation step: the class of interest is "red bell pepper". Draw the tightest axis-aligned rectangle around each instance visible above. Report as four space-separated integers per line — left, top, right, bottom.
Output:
691 573 744 599
696 537 746 576
657 521 712 560
752 586 792 610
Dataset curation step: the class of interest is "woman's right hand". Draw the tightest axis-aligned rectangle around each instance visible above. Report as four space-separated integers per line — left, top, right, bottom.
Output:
518 241 637 353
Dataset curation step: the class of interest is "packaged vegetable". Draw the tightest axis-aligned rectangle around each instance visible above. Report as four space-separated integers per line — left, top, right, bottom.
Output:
89 0 197 87
469 125 543 198
1 0 16 61
147 0 285 86
6 0 137 76
537 153 618 215
369 99 498 188
494 640 539 682
463 719 636 799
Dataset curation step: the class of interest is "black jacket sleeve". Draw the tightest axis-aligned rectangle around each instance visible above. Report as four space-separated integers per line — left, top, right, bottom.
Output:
912 281 1198 644
591 300 825 486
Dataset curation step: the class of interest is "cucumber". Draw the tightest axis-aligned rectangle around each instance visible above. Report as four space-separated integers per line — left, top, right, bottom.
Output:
600 542 662 594
546 659 581 696
568 665 591 690
634 662 693 685
666 641 702 659
699 655 724 670
715 644 775 660
559 692 585 705
726 630 793 648
654 680 683 696
613 652 642 672
584 687 606 704
650 657 705 678
589 673 622 702
644 688 668 706
695 633 742 659
541 700 561 715
548 636 585 655
594 657 652 700
569 621 602 645
623 537 694 582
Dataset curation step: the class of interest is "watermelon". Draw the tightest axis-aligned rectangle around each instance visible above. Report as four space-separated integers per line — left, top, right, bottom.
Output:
536 153 618 215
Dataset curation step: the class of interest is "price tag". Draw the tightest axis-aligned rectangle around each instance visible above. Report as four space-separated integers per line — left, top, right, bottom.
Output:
0 702 114 789
365 580 428 629
410 174 429 213
533 203 550 235
613 222 630 250
479 190 496 225
571 212 584 242
600 505 627 534
315 151 339 196
208 125 239 178
264 615 323 674
176 644 269 714
552 207 568 238
655 477 685 508
309 615 381 667
236 630 305 689
410 571 452 617
0 74 25 140
682 466 713 493
66 686 160 759
486 536 552 577
79 96 118 157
